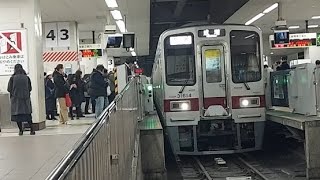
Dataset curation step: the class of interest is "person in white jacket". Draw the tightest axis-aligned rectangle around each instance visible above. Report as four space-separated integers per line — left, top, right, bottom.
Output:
264 65 273 109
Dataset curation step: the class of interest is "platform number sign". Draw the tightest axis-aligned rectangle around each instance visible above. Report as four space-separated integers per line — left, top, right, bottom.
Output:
44 22 71 48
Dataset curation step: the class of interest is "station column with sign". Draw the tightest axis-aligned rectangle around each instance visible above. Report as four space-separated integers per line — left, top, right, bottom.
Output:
0 0 46 129
43 21 79 73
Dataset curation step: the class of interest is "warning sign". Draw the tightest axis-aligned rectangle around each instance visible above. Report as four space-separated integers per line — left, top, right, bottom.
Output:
0 29 28 75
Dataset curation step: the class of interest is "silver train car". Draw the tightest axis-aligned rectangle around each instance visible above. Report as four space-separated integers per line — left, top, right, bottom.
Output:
152 24 265 155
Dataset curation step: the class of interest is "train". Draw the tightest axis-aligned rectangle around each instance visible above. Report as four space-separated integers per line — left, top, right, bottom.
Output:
152 24 266 155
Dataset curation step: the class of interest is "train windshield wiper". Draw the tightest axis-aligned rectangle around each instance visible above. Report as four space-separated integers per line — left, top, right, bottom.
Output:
179 79 189 93
243 82 251 90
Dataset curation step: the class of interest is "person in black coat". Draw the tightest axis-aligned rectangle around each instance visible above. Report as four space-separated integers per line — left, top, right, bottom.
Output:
89 65 107 118
7 64 35 135
68 70 85 120
45 72 57 120
53 64 73 124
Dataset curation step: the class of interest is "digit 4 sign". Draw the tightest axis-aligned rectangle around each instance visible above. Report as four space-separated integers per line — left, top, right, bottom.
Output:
44 22 71 48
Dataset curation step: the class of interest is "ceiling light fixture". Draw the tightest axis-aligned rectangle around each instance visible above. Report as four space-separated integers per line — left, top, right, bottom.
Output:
116 20 126 33
288 26 300 29
245 3 278 26
105 0 118 8
110 10 122 20
308 25 319 28
245 13 265 25
263 3 279 14
312 16 320 20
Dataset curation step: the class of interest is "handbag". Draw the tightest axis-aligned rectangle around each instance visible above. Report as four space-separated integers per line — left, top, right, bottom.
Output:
65 94 72 107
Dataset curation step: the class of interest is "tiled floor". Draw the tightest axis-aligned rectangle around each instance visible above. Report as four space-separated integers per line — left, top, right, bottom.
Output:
0 116 95 180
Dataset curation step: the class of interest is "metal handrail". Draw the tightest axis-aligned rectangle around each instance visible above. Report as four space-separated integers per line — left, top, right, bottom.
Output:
46 79 136 180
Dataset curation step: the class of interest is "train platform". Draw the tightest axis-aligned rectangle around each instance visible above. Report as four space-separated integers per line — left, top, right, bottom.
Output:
0 117 95 180
267 110 320 179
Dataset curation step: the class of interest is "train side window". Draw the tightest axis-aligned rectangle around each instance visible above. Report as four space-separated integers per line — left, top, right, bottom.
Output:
230 30 261 83
204 49 222 83
164 33 196 86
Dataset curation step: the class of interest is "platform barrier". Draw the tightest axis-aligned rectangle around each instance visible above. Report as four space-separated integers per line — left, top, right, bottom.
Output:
46 77 144 180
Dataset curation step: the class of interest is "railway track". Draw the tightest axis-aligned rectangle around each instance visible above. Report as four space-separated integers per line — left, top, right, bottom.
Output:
177 154 280 180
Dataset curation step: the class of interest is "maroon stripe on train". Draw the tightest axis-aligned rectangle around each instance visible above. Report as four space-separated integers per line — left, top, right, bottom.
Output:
203 97 227 109
164 98 199 112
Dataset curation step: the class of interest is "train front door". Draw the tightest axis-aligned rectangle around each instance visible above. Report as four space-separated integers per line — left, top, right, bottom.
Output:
201 45 228 117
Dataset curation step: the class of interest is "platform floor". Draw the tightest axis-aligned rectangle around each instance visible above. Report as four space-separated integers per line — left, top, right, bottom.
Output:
0 117 95 180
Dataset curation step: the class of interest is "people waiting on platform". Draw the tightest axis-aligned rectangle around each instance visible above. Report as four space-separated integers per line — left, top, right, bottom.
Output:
45 71 57 120
68 70 85 120
277 60 290 71
7 64 35 136
53 64 71 125
89 65 107 118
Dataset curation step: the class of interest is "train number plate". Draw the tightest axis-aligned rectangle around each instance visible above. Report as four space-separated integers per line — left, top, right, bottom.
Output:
177 93 192 98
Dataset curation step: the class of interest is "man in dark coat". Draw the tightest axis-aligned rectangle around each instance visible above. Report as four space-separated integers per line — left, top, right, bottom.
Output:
89 65 107 118
7 64 35 135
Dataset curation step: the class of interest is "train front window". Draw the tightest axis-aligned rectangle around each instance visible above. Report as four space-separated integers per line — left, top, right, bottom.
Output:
230 31 261 83
164 34 196 86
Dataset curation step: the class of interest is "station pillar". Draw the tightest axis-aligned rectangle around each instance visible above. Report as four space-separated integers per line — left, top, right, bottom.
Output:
0 0 45 129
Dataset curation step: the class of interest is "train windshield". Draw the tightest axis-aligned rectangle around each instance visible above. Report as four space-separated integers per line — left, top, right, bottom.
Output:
230 31 261 83
164 34 196 86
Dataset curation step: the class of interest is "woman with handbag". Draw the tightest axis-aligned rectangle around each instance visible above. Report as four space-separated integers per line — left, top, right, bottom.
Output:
53 64 72 125
45 71 57 120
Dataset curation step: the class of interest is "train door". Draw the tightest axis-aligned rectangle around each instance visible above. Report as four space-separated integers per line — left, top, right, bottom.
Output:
201 45 228 117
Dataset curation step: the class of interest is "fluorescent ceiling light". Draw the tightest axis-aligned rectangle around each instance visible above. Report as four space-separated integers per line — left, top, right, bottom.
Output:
308 25 319 28
116 20 126 33
131 51 136 56
110 10 122 20
105 0 118 8
288 26 300 29
312 16 320 19
245 13 265 25
263 3 279 14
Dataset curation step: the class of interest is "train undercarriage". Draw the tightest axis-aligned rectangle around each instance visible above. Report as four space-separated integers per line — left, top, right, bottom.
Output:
166 119 265 155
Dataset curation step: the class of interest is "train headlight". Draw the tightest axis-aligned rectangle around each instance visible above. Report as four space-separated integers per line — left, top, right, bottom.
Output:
241 99 250 107
239 97 260 108
170 101 191 111
180 102 190 111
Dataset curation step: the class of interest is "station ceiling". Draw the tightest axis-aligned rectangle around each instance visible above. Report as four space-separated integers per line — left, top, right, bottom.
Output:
226 0 320 55
40 0 150 56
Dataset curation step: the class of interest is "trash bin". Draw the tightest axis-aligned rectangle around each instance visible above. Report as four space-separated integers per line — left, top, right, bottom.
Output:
0 93 12 130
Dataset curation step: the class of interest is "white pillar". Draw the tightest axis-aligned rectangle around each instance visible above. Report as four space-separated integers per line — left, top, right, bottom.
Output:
0 0 45 129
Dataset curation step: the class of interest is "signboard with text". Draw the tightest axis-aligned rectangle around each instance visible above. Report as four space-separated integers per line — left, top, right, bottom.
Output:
79 44 102 58
0 29 28 75
44 22 71 48
270 33 317 49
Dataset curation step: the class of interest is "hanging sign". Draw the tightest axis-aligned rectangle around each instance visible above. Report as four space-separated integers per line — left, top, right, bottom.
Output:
44 22 71 48
270 33 317 49
79 44 102 57
0 29 28 75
